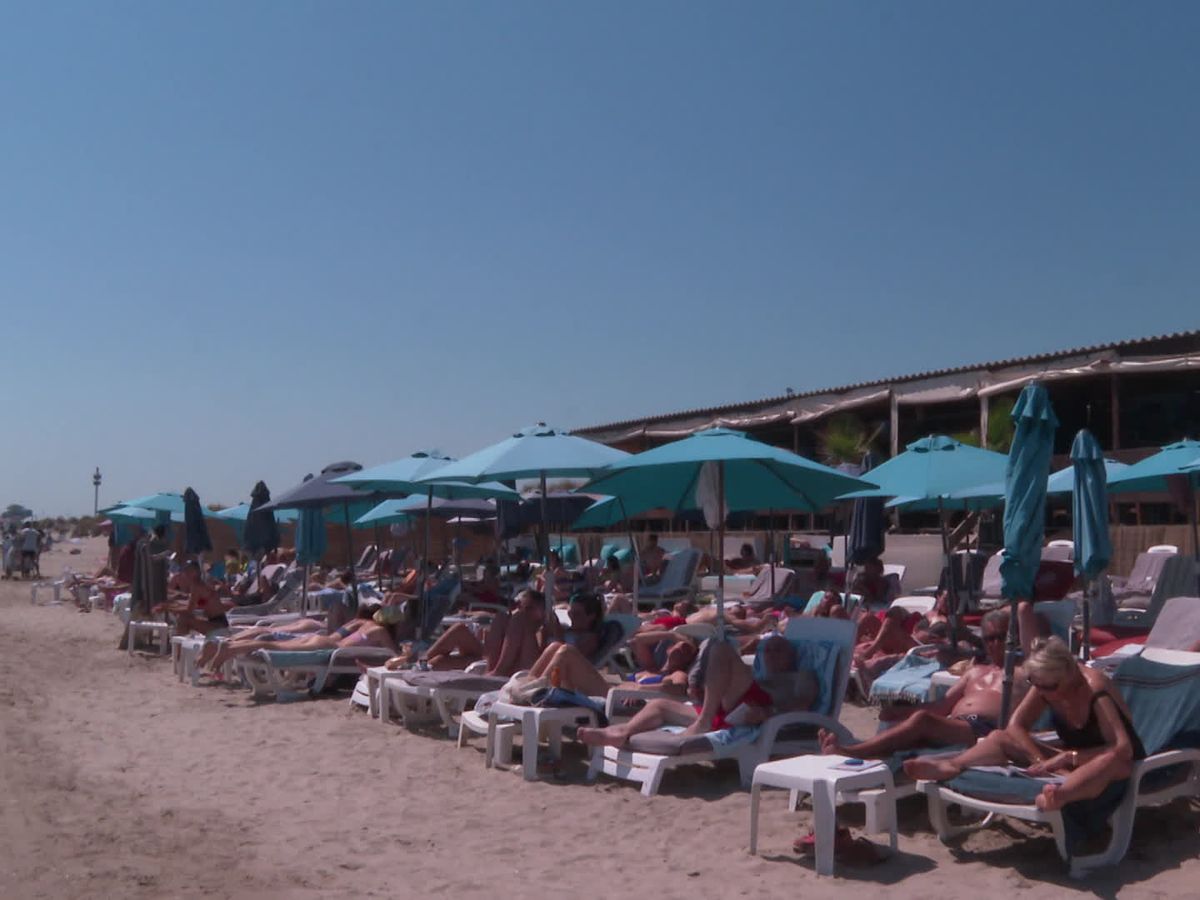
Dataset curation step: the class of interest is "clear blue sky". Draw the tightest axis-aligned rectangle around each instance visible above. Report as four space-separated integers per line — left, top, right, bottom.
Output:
3 2 1197 515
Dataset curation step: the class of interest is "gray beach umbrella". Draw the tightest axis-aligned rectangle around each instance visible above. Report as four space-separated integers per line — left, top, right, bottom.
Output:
243 481 281 557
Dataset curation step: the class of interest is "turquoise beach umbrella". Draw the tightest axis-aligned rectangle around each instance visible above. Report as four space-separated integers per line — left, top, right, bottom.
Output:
212 503 299 524
998 383 1059 726
1072 430 1112 660
337 451 523 639
841 435 1008 639
842 435 1008 510
1108 439 1200 493
582 428 873 635
1113 439 1200 560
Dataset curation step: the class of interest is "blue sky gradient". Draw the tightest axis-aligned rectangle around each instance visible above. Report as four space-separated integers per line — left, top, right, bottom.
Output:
2 2 1197 514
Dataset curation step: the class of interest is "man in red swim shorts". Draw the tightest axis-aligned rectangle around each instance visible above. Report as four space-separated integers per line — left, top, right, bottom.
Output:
578 634 818 748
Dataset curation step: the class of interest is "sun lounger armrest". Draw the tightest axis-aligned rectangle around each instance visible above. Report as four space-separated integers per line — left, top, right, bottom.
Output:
327 646 395 667
1131 748 1200 783
605 686 673 720
758 711 853 747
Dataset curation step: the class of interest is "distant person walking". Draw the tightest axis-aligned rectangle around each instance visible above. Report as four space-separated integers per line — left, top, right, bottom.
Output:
19 522 40 578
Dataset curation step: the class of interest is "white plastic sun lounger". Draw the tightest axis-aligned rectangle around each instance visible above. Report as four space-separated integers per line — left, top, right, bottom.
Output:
916 648 1200 878
587 617 856 797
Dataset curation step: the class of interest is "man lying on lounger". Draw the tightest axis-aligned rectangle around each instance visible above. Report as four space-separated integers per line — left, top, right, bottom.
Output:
818 607 1037 758
578 634 818 747
511 629 701 699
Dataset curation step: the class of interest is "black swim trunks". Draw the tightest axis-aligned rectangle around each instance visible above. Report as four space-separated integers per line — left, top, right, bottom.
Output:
955 713 998 739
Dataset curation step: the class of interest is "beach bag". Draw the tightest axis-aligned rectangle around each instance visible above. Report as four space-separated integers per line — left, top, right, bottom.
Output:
499 673 549 706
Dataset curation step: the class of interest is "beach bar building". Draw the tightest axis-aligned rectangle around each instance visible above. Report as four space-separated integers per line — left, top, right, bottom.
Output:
574 330 1200 570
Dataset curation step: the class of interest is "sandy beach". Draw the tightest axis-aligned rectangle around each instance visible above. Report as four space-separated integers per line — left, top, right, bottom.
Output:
1 538 1197 899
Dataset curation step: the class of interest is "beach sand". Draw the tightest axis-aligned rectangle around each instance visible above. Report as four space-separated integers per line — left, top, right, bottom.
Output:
2 538 1197 899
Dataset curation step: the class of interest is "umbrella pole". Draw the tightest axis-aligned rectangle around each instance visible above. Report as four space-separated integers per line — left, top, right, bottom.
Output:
1080 577 1092 661
620 498 639 610
302 562 309 615
1191 482 1200 594
342 502 358 609
768 509 776 599
717 461 727 642
539 472 553 620
939 499 959 647
419 489 433 643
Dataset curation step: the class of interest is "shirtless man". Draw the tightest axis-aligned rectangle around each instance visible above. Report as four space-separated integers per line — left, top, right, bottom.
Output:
579 635 818 746
818 608 1032 758
206 602 399 672
518 630 699 699
383 588 554 675
640 534 667 584
156 561 236 636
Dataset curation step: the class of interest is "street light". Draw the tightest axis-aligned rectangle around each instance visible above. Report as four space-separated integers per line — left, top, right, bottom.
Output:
92 467 102 516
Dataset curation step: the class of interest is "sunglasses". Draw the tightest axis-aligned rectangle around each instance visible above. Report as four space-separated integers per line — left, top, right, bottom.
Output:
983 633 1005 644
1028 677 1061 692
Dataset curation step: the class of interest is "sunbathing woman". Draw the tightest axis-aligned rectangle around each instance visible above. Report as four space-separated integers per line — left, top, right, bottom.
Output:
384 588 554 675
206 602 399 672
579 635 818 747
195 615 327 669
904 637 1144 812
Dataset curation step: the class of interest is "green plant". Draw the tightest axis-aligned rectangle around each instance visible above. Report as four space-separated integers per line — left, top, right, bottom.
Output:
820 414 872 466
987 397 1016 452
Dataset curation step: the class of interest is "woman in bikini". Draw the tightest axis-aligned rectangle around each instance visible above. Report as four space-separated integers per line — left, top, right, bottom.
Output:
205 603 400 673
905 636 1144 811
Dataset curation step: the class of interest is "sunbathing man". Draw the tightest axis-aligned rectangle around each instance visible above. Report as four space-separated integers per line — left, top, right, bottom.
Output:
383 588 555 675
579 634 818 747
725 542 759 572
155 561 236 636
819 608 1033 758
640 534 667 585
851 557 891 606
205 602 399 672
852 605 919 684
904 636 1143 813
520 629 699 698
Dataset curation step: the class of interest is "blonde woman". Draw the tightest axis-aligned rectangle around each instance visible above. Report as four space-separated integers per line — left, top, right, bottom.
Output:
905 637 1144 812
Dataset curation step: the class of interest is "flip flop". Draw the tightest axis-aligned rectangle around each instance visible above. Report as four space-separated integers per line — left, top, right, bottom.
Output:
793 826 853 855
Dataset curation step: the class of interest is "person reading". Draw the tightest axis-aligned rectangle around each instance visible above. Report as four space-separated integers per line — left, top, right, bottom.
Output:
903 636 1144 813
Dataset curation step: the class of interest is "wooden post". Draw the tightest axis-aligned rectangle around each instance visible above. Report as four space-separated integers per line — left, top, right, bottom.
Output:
889 391 899 458
979 393 990 448
1109 374 1121 451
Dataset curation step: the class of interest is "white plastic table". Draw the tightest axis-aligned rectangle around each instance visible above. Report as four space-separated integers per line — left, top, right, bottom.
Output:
749 754 897 875
487 699 599 781
362 665 412 721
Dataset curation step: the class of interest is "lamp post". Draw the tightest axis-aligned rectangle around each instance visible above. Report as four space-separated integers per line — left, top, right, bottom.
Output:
92 467 102 516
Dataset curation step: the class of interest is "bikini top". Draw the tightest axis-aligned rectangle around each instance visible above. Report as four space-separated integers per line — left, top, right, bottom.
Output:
1051 690 1146 759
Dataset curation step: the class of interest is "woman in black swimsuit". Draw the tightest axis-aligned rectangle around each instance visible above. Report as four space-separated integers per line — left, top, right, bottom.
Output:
905 637 1143 811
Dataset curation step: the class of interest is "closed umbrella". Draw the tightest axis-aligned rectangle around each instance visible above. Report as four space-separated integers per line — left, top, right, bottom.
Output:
583 428 873 637
998 384 1059 727
841 435 1008 644
1071 430 1112 661
182 487 212 557
243 481 282 564
295 506 327 613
